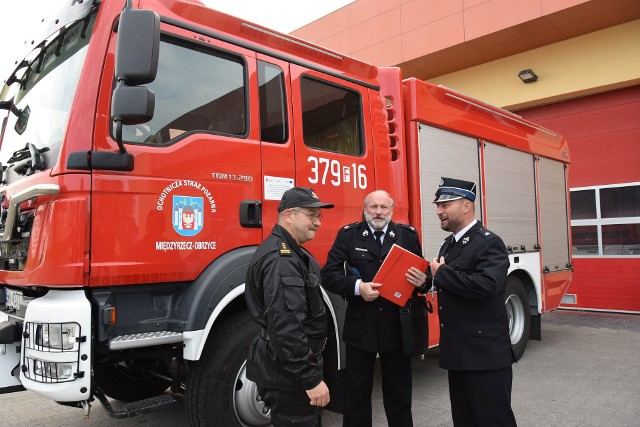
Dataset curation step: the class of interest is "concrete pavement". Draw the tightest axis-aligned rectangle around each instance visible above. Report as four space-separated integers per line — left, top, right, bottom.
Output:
1 310 639 426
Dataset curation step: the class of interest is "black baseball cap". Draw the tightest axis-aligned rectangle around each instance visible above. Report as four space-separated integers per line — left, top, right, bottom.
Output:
278 187 334 212
433 177 477 203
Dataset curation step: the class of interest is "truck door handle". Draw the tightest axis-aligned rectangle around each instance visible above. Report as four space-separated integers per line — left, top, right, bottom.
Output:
240 200 262 228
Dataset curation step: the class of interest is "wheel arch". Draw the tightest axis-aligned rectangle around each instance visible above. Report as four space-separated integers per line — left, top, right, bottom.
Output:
181 246 255 361
507 253 543 314
507 269 538 316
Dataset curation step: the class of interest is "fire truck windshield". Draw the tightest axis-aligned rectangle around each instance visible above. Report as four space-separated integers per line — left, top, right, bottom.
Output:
0 12 96 180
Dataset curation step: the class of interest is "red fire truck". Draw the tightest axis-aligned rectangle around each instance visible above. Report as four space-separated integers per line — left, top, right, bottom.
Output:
0 0 572 424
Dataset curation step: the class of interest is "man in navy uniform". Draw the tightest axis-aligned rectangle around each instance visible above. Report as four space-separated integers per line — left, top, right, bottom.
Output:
430 177 517 427
245 187 334 426
321 190 428 427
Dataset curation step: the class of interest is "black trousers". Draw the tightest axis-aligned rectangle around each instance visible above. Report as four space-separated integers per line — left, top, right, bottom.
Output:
343 344 413 427
447 367 517 427
258 386 323 427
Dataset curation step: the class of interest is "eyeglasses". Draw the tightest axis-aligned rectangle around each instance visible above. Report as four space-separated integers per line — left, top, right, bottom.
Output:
290 209 323 221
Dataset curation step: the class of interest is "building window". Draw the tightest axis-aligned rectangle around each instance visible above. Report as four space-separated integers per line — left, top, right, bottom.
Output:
570 183 640 257
571 225 598 255
570 189 597 219
602 224 640 255
600 186 640 218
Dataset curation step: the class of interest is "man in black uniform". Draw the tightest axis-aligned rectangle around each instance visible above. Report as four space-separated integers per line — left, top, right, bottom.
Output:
321 190 428 427
430 177 517 427
245 187 334 426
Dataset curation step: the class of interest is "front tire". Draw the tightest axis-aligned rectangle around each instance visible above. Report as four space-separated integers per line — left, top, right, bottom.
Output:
186 311 269 426
505 276 530 360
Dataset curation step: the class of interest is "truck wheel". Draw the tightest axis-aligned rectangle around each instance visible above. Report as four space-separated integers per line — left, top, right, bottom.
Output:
505 276 530 360
93 363 171 401
186 311 269 426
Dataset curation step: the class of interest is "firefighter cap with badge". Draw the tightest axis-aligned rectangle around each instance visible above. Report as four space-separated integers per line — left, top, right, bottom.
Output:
433 177 477 203
278 186 334 212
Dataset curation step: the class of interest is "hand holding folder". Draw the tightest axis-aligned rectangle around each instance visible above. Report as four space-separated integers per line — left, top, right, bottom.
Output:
373 244 430 306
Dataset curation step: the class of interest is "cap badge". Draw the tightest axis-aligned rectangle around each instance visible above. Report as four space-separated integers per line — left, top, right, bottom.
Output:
310 190 319 200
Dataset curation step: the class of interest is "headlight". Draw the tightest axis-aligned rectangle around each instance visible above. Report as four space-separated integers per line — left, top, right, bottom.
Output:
33 360 75 380
35 323 79 350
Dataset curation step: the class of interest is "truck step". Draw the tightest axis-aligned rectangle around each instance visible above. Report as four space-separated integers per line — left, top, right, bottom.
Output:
109 331 183 350
95 390 177 419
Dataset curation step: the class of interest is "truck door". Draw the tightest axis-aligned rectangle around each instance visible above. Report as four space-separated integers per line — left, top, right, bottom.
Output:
90 29 263 283
290 65 375 261
255 55 295 236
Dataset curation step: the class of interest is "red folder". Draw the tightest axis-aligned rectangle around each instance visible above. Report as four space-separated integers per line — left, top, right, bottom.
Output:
373 244 429 306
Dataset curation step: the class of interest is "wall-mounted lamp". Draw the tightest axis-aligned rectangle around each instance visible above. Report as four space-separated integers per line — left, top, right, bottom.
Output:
518 69 538 83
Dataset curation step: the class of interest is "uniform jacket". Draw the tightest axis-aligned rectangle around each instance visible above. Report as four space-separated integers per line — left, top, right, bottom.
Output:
245 224 328 390
321 221 423 353
433 220 516 370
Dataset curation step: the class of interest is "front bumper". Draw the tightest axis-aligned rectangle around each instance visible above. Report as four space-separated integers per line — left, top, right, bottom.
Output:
6 289 92 401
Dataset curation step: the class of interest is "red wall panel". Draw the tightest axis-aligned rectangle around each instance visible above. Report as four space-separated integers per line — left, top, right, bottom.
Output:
520 86 640 313
520 86 640 188
566 258 640 312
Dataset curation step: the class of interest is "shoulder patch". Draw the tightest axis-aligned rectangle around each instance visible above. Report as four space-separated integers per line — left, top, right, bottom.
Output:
278 240 292 256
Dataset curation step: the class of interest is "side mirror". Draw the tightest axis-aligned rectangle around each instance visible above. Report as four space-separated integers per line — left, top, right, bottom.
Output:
111 86 155 125
115 9 160 85
110 5 160 156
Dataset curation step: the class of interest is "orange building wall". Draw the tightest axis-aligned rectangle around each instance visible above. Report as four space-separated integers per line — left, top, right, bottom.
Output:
292 0 590 67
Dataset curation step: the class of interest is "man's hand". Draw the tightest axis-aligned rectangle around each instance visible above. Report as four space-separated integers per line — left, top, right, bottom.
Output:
406 266 427 288
306 380 330 407
359 281 381 301
431 256 445 276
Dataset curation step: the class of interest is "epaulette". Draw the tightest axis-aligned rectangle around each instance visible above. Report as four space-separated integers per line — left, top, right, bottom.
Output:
278 240 292 256
341 222 360 231
399 224 417 234
477 227 492 238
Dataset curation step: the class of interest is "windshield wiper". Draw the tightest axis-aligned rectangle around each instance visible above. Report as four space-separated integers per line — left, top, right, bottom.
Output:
7 143 49 176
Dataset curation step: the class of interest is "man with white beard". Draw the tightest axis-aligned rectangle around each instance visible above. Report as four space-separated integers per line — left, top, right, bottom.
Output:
321 190 428 427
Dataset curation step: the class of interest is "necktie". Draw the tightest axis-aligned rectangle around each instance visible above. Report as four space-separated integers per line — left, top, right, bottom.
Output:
374 230 384 247
445 236 455 257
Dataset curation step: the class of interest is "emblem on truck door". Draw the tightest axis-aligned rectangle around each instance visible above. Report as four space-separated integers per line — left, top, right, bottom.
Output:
172 196 204 236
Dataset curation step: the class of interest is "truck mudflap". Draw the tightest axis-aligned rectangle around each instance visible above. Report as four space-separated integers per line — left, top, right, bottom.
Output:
19 289 92 401
0 310 23 393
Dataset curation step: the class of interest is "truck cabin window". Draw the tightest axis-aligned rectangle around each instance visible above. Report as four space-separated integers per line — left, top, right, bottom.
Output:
258 61 288 143
300 77 362 155
117 38 246 145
